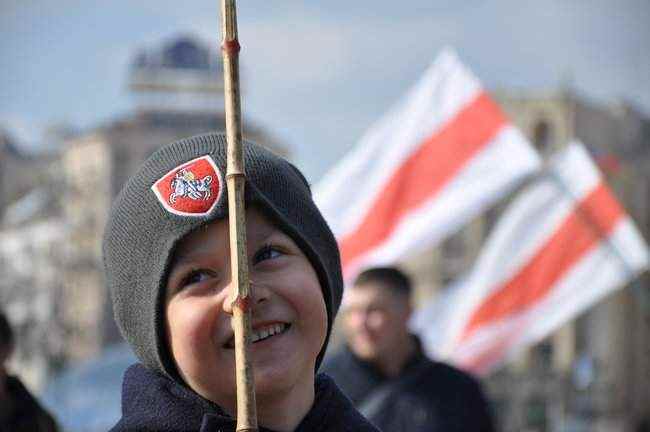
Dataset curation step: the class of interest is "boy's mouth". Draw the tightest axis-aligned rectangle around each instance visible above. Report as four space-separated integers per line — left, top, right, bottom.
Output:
224 322 291 349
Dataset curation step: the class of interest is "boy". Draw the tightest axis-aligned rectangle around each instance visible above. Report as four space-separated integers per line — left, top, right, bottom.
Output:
104 133 378 431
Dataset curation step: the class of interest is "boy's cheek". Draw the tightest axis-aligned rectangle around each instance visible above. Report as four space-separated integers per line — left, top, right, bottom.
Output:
167 302 223 346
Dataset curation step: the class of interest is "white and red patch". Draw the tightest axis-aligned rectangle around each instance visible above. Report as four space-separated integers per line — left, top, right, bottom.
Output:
151 155 223 217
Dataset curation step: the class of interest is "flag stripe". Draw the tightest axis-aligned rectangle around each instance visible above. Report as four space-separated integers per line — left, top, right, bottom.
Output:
314 51 483 239
454 216 647 373
341 125 538 282
339 92 508 271
460 182 625 341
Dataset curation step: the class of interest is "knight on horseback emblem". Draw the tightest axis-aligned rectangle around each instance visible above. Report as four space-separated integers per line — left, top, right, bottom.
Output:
169 168 213 204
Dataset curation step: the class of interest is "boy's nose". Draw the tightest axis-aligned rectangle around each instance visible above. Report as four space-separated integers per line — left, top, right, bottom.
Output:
222 279 271 315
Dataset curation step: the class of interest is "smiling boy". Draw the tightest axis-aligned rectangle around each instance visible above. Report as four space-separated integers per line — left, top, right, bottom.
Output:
165 208 327 428
104 133 378 432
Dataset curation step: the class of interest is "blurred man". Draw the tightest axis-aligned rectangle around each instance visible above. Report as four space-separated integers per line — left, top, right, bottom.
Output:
322 267 495 431
0 310 59 432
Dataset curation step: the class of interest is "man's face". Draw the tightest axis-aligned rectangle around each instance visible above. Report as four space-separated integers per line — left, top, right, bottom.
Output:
164 207 327 412
342 282 411 362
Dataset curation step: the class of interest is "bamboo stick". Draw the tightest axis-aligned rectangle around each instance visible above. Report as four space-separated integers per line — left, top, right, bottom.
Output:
220 1 258 431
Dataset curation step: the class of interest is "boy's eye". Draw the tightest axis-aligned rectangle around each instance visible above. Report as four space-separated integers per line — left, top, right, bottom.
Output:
181 269 216 287
253 245 284 264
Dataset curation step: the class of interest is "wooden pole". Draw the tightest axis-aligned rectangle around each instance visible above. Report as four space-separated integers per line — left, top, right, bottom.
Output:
220 1 258 431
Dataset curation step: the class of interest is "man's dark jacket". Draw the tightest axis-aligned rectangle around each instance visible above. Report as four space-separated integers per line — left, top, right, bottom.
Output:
0 376 59 432
322 340 495 432
110 363 379 432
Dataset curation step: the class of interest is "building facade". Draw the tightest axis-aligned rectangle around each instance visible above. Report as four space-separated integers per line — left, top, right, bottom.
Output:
0 137 68 390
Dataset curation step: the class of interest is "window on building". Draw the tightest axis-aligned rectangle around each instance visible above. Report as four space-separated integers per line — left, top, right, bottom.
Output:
525 397 548 430
533 120 553 154
532 338 554 372
484 205 504 240
440 232 466 284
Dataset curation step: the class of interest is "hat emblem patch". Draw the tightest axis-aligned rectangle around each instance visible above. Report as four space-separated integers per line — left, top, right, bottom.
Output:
170 168 212 204
152 155 223 216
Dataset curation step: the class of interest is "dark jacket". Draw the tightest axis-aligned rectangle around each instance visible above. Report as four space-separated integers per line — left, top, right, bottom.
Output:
0 376 59 432
111 363 379 432
322 340 495 432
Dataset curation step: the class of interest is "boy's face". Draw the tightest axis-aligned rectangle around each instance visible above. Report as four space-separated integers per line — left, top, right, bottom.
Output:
165 207 327 410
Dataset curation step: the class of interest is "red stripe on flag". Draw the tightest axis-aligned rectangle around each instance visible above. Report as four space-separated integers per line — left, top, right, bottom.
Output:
339 92 508 274
460 183 625 342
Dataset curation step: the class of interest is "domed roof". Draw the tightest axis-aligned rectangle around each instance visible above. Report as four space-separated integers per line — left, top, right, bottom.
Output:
128 34 223 98
131 34 221 72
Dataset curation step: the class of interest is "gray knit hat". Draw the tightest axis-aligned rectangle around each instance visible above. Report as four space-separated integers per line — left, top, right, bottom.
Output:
103 132 343 380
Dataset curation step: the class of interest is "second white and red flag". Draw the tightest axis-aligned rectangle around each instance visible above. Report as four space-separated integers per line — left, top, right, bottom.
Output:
412 141 649 374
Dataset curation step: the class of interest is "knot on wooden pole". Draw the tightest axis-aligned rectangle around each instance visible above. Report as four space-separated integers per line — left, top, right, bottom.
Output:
232 294 252 313
222 39 241 56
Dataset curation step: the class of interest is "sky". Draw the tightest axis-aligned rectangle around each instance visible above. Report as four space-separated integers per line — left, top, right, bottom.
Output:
1 0 649 182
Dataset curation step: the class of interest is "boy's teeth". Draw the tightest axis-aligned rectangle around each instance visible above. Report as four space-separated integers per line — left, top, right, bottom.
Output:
251 323 286 343
225 323 288 347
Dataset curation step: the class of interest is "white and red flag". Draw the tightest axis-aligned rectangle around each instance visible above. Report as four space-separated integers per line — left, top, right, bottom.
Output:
313 49 540 282
412 141 649 375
